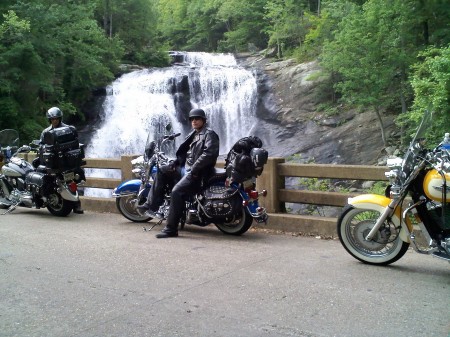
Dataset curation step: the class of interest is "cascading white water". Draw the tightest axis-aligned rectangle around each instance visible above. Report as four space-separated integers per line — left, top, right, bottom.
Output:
84 52 258 196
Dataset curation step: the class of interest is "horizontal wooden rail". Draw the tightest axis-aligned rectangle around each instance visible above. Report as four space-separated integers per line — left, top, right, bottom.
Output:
277 163 387 180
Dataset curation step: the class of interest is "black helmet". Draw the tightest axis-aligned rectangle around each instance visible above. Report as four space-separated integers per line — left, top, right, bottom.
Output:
250 148 268 168
189 108 206 120
47 107 63 120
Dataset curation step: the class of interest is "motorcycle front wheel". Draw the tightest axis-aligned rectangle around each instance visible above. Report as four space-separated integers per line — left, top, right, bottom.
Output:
215 208 253 235
46 193 74 217
337 205 410 266
116 196 152 223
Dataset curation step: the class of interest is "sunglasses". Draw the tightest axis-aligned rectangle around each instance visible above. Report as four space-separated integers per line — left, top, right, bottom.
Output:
189 117 203 121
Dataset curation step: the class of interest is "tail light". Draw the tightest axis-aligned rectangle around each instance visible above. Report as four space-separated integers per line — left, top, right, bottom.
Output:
248 190 259 199
68 182 78 193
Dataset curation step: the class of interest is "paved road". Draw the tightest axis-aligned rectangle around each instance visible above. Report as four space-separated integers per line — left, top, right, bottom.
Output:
0 208 449 337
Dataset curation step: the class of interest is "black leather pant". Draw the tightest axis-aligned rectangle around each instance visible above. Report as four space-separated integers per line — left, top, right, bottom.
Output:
165 173 202 232
144 167 180 212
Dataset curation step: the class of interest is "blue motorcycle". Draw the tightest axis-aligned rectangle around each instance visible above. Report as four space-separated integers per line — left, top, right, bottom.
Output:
113 126 269 235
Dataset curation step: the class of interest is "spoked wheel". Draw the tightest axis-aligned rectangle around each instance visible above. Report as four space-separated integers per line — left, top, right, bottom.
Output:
337 205 409 265
215 208 253 235
116 195 152 223
46 193 74 217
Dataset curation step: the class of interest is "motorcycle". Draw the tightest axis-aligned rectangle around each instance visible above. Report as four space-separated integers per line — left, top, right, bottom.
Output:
113 125 269 235
0 127 85 216
337 110 450 265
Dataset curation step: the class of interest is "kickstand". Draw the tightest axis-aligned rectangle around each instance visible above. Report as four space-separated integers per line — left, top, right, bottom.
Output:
2 202 19 215
142 218 164 232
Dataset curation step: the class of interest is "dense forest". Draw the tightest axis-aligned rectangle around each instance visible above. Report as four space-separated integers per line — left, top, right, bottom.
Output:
0 0 449 144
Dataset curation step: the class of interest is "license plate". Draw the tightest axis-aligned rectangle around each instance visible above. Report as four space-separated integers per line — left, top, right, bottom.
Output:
63 172 75 181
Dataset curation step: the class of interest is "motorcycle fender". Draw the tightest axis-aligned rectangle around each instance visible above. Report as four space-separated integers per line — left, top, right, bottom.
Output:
348 194 411 243
58 183 79 202
112 179 142 197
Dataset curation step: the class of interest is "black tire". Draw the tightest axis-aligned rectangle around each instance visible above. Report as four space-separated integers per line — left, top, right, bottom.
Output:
46 193 74 217
0 184 10 209
116 196 152 223
215 208 253 235
337 205 410 266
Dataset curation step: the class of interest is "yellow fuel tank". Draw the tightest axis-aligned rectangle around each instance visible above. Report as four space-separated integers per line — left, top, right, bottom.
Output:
423 169 450 202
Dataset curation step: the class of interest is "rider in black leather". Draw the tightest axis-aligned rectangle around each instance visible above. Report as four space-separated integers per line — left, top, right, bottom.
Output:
138 108 220 238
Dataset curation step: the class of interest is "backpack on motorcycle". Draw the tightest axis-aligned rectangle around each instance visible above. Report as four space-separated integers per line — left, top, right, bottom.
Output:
224 136 268 183
40 126 84 170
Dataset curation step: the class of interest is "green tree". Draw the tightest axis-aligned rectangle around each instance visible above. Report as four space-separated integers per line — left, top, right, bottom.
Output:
320 0 423 146
0 2 124 142
216 0 268 52
94 0 165 65
404 45 450 144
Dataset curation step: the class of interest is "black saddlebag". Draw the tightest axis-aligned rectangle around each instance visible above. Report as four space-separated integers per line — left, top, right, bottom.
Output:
25 172 45 195
201 185 242 222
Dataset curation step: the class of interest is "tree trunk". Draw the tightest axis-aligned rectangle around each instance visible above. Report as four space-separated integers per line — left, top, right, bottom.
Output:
374 107 387 147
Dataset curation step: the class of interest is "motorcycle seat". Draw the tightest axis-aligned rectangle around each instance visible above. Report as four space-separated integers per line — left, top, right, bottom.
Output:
205 168 227 185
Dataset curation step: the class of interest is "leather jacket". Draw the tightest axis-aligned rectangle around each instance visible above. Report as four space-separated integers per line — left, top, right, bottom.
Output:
176 126 219 176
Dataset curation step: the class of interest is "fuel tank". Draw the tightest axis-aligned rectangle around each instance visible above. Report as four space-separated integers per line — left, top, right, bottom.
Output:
423 169 450 202
1 157 34 178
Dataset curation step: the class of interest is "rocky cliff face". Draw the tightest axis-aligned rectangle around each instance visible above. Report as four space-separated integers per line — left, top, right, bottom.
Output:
237 54 398 165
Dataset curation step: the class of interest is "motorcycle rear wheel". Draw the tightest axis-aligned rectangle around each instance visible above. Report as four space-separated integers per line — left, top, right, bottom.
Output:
215 208 253 235
337 205 410 265
46 193 74 217
116 196 152 223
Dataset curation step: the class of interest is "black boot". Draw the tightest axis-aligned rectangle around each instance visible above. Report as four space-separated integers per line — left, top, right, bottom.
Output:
155 226 178 239
73 201 84 214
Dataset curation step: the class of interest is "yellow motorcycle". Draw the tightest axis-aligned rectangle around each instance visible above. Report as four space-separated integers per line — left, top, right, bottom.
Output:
337 110 450 265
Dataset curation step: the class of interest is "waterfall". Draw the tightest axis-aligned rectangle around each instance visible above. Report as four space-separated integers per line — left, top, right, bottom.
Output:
84 52 259 196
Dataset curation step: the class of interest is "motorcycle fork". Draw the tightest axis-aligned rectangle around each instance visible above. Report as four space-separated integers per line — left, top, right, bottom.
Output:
365 198 401 241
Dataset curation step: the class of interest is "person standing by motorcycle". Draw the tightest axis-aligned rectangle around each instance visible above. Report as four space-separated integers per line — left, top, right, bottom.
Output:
138 108 220 238
39 107 85 214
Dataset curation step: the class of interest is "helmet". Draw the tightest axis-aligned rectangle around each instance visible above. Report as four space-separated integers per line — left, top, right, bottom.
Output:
189 108 206 120
47 107 63 120
250 148 268 168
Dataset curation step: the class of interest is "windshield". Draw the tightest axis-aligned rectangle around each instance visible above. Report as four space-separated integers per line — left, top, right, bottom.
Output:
402 110 433 175
0 129 19 148
144 123 177 160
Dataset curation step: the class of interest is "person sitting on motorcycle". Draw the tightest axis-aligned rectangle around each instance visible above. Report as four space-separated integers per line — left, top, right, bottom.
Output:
38 107 85 214
137 108 220 238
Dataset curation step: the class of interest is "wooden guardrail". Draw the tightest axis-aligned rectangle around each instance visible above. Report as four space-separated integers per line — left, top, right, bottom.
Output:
79 156 388 236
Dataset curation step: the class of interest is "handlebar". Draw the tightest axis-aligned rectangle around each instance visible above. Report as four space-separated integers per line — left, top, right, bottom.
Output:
163 133 181 141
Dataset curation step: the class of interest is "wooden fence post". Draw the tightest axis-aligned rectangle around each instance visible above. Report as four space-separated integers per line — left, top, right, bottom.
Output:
256 157 285 213
120 155 136 181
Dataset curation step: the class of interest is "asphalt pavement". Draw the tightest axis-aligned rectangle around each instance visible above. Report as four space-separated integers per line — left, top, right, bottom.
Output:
0 208 449 337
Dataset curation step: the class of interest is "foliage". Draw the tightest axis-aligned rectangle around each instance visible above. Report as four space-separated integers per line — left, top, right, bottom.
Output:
1 0 449 146
400 45 450 145
320 0 450 146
